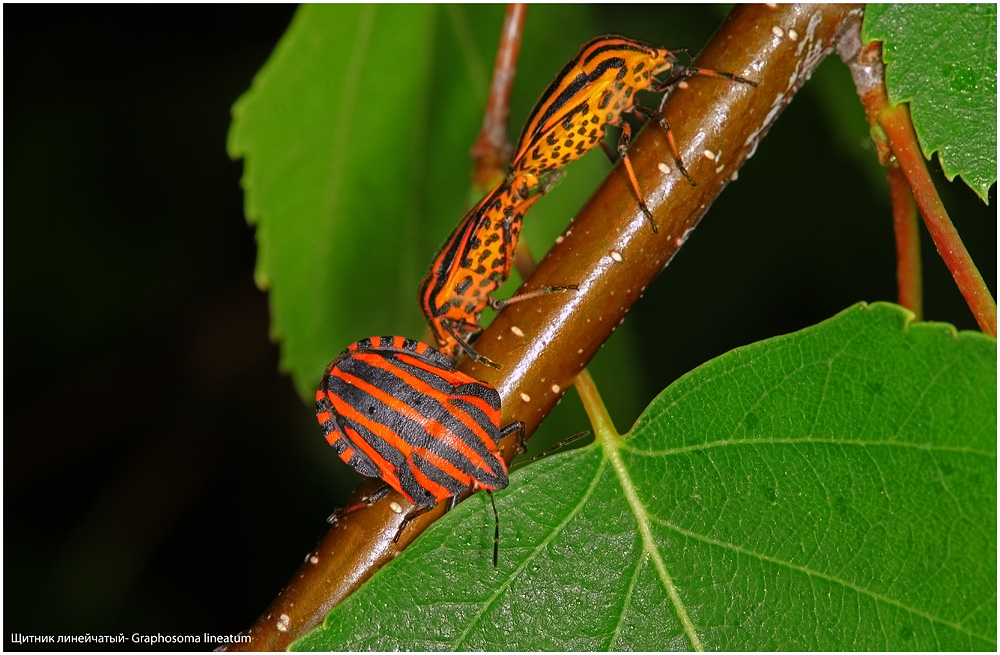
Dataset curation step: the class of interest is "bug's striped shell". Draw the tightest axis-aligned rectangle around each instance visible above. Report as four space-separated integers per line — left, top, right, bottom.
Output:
316 335 510 508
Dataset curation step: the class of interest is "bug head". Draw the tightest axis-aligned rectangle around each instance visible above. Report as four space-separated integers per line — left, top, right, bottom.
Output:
649 46 687 81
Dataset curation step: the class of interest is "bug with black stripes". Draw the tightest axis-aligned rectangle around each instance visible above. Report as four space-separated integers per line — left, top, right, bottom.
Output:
508 34 756 231
316 335 524 565
418 174 574 369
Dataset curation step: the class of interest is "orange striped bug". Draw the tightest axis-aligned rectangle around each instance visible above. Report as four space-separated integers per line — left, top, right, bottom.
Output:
419 175 575 369
509 35 756 231
316 335 525 565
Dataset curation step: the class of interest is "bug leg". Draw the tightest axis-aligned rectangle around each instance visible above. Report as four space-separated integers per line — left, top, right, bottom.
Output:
654 64 757 91
617 121 659 232
632 103 695 189
388 502 439 544
498 420 528 454
489 284 578 313
511 430 591 470
441 319 500 369
327 485 437 549
326 484 393 524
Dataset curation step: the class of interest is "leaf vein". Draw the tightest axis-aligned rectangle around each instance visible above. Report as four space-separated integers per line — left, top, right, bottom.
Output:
653 519 996 645
450 456 608 649
625 436 995 458
604 433 704 650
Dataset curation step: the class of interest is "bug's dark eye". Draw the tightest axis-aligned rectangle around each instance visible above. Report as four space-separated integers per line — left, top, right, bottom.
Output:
368 405 376 414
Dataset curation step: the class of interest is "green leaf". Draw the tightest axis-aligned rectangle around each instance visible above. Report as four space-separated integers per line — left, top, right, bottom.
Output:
863 4 998 203
228 5 509 399
293 303 996 651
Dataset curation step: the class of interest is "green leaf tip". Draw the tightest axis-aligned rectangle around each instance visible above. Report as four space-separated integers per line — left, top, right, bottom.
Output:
863 4 998 203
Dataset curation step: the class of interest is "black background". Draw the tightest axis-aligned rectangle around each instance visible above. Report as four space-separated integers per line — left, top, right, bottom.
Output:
6 6 308 649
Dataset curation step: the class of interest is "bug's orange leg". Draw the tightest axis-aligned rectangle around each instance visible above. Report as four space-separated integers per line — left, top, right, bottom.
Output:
489 284 578 312
632 103 696 189
617 122 659 232
654 65 757 91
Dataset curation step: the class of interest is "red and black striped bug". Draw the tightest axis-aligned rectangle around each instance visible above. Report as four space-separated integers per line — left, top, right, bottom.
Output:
316 335 525 565
508 35 756 231
419 174 574 369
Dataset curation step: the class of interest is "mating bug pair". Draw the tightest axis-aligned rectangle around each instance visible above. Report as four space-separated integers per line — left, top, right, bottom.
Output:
418 170 575 369
316 35 755 566
419 35 755 367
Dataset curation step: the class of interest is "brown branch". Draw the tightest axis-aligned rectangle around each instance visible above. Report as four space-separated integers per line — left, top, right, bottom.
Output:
226 5 862 650
470 3 527 192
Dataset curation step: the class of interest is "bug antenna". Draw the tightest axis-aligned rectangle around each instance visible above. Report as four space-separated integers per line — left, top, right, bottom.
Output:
487 490 500 567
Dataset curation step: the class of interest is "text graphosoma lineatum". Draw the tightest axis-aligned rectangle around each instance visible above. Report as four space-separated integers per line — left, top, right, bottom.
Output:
316 335 525 565
508 34 756 231
419 176 574 369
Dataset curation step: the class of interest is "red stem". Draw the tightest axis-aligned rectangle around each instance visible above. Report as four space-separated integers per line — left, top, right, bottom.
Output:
470 3 526 191
838 33 924 317
838 29 995 334
887 167 923 319
879 104 997 336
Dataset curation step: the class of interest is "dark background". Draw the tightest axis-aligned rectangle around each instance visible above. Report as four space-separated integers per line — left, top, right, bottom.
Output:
5 5 995 651
6 6 307 649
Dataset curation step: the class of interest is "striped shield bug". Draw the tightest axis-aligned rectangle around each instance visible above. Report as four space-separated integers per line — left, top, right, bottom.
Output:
509 34 756 231
316 335 525 565
419 175 575 369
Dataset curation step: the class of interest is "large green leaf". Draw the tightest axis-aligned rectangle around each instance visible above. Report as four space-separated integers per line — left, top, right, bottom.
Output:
863 4 998 203
293 303 996 651
228 5 504 399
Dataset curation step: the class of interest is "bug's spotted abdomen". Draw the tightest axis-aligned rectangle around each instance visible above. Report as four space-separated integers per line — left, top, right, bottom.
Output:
417 183 543 363
506 34 754 231
509 36 674 184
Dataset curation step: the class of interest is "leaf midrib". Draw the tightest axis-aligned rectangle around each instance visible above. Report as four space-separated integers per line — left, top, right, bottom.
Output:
602 430 705 651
